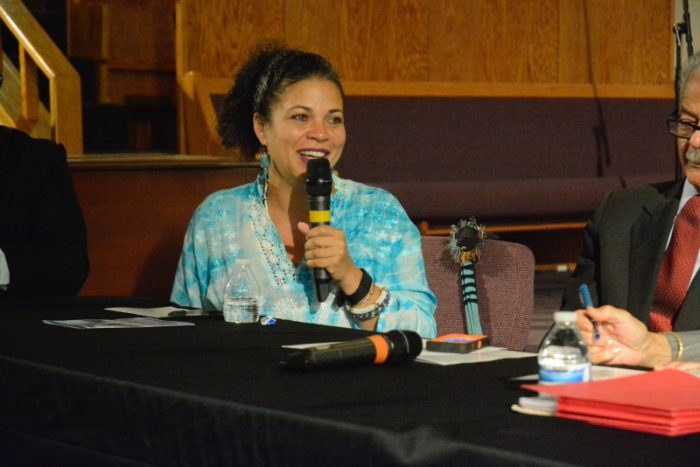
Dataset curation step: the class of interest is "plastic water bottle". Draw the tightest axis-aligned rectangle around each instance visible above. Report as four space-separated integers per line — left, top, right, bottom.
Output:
538 311 591 384
223 259 261 323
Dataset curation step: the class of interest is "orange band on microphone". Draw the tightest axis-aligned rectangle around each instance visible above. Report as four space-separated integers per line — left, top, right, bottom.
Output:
368 334 390 364
309 210 331 224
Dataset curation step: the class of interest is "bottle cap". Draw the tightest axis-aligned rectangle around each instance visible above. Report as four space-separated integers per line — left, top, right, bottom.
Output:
553 311 577 323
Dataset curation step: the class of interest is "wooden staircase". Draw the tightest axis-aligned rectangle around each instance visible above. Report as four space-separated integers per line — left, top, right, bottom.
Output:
0 0 82 155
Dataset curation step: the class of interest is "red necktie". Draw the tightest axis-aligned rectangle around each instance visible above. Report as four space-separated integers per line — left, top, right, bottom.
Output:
649 196 700 332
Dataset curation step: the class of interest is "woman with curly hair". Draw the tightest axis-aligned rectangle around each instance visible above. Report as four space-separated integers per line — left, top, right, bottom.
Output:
171 43 436 337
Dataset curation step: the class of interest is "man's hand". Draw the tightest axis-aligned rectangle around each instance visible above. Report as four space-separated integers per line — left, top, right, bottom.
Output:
576 305 672 368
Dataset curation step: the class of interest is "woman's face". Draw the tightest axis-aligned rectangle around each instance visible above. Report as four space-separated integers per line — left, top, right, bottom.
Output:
254 77 345 187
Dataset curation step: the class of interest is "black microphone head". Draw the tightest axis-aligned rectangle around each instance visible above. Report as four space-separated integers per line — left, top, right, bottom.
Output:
385 330 422 363
305 158 333 197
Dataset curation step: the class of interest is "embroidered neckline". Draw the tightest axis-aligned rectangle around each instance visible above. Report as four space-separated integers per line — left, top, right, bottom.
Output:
250 172 297 286
250 171 346 288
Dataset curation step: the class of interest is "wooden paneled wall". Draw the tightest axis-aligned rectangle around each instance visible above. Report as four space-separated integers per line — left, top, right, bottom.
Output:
68 0 176 105
71 162 258 298
177 0 673 88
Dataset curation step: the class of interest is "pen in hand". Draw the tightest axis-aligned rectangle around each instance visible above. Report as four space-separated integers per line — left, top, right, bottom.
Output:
577 283 600 341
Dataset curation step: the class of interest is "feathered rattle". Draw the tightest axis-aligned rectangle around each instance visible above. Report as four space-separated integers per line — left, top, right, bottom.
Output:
448 218 488 335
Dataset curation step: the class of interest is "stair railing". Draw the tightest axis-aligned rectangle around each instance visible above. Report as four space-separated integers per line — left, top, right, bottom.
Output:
0 0 82 155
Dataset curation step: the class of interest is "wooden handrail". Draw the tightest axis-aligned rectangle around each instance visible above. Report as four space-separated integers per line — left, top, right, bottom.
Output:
0 0 83 154
418 221 587 236
342 81 674 99
178 70 674 155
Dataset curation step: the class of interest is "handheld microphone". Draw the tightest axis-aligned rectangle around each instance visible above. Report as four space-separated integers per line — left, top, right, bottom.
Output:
280 330 423 370
305 157 333 302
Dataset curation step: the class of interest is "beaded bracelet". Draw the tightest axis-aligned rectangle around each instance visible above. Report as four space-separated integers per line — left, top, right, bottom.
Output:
348 287 390 322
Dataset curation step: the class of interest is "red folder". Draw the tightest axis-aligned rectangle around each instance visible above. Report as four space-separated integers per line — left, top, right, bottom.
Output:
522 370 700 436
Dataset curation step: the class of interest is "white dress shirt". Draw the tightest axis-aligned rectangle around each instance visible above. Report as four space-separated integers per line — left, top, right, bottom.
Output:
0 248 8 289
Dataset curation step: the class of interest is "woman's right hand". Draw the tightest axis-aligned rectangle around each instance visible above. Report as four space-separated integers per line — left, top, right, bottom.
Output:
297 222 362 296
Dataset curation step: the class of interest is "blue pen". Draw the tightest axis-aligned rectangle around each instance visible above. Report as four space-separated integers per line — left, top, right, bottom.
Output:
578 283 600 341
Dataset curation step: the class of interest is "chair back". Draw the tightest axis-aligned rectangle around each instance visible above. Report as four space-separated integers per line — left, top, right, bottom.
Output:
421 236 535 351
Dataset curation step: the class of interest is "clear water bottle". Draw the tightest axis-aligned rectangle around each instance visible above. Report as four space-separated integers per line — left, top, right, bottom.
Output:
223 259 261 323
538 311 591 385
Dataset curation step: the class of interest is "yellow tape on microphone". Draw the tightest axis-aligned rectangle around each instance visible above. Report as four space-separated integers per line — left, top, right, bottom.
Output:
309 210 331 224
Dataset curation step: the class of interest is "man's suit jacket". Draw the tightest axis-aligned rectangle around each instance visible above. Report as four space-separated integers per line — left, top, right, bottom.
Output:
0 126 88 297
562 179 700 331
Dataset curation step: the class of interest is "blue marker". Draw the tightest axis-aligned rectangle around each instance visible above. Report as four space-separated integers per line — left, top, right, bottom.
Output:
578 283 600 341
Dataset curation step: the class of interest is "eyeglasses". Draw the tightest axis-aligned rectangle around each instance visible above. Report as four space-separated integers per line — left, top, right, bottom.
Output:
667 118 700 139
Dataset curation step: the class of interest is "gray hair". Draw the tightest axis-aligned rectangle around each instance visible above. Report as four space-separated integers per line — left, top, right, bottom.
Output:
680 52 700 100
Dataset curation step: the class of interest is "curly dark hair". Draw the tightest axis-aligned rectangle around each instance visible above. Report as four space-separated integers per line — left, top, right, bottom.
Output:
217 43 344 160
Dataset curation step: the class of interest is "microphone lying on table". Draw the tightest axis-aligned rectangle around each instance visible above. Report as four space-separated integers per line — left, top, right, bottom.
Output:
280 330 423 370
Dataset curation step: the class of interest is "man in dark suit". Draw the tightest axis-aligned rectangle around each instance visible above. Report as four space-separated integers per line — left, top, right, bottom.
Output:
563 54 700 368
0 73 89 297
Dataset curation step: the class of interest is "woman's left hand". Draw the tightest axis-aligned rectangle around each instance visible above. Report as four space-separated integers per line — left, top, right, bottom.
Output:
298 222 361 294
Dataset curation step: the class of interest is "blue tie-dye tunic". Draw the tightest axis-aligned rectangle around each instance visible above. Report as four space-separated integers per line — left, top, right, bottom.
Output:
171 172 437 338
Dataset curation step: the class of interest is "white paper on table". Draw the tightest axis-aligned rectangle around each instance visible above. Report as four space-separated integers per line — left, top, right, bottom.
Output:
105 306 204 318
43 317 195 329
283 342 337 349
590 365 646 380
511 365 646 384
519 395 558 410
415 346 535 366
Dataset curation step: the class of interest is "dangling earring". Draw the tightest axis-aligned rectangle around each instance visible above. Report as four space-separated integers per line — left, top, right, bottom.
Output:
258 146 270 185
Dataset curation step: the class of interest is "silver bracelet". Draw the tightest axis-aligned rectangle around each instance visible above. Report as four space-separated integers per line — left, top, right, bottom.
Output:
348 287 390 322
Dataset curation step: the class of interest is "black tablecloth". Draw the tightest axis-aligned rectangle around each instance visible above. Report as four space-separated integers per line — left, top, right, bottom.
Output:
0 297 698 466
